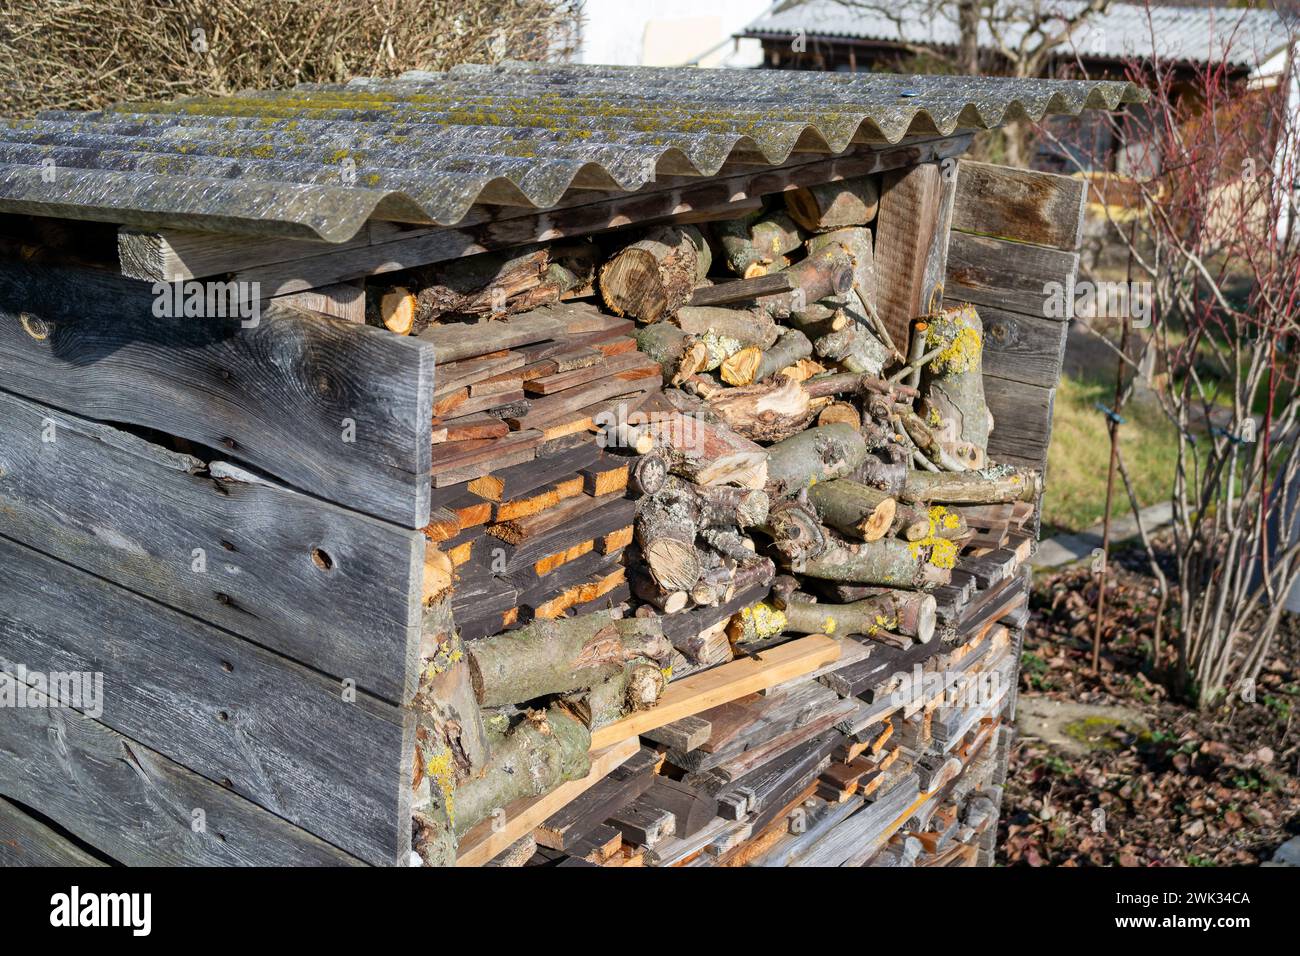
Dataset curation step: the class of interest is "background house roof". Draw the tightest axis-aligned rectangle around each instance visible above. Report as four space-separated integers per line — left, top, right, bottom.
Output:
0 62 1140 241
741 0 1294 71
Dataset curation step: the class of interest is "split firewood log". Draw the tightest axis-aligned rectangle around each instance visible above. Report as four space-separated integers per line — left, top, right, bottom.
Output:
918 304 993 464
899 466 1043 505
545 240 601 298
713 209 804 277
779 591 937 644
792 539 951 589
465 611 672 708
806 478 897 542
720 327 813 386
380 287 416 335
640 409 769 488
697 375 816 443
600 225 706 322
452 706 592 836
785 175 880 233
765 423 868 498
406 246 557 331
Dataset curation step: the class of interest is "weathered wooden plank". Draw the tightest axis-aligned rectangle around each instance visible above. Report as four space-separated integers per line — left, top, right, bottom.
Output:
945 231 1079 318
0 535 414 866
0 798 107 867
984 376 1055 467
951 160 1088 251
0 703 362 866
0 261 434 528
0 389 424 704
874 162 956 350
235 138 973 298
952 300 1069 390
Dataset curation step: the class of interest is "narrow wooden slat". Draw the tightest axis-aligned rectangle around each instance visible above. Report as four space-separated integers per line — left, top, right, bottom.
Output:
950 160 1088 251
0 798 107 867
983 376 1055 467
0 261 435 528
0 389 424 704
0 704 362 866
945 231 1079 318
455 737 639 867
589 635 841 751
0 535 414 866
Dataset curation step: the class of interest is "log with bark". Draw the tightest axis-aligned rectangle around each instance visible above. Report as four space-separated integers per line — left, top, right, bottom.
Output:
765 423 868 498
694 375 816 443
713 209 804 277
779 590 937 644
720 327 813 387
792 538 951 589
806 478 897 542
899 466 1043 505
600 225 706 322
917 304 993 465
405 245 560 331
786 175 881 233
466 611 671 708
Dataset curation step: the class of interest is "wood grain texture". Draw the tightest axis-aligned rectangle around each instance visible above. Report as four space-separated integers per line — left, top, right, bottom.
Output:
983 376 1055 467
950 160 1088 251
0 798 107 867
874 162 955 349
0 535 414 866
0 704 363 866
0 261 434 528
955 301 1069 390
0 389 423 704
945 231 1079 318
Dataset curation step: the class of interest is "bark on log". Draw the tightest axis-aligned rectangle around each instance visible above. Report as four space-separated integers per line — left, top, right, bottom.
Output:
807 227 875 314
765 423 868 498
757 244 855 316
674 306 779 349
857 453 909 496
638 482 704 591
781 591 936 644
600 225 704 322
761 498 829 565
786 175 881 232
814 322 891 376
570 662 668 730
410 246 556 330
453 707 592 836
918 304 992 463
792 539 951 589
900 466 1042 504
900 409 974 471
713 210 803 277
665 476 771 530
629 452 669 497
806 478 897 542
700 528 757 562
466 612 672 708
635 322 695 381
786 301 850 339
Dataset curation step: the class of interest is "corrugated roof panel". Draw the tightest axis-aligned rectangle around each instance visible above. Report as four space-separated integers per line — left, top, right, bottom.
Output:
742 0 1293 70
0 62 1142 242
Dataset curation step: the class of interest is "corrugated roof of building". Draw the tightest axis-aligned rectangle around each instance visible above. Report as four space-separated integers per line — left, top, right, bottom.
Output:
742 0 1293 71
0 62 1142 242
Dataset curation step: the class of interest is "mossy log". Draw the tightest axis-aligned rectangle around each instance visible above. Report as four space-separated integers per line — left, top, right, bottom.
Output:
466 611 672 708
452 707 592 836
665 476 771 529
900 409 976 471
786 175 881 232
720 327 813 386
635 322 695 381
900 466 1043 505
780 591 937 644
918 304 993 464
792 539 951 589
765 423 868 498
806 478 897 542
600 225 704 322
807 227 875 313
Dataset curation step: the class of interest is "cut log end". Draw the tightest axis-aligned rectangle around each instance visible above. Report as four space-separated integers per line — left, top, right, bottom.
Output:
382 288 417 335
645 538 702 593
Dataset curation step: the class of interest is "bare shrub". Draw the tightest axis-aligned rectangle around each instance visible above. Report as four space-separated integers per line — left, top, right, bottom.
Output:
0 0 582 117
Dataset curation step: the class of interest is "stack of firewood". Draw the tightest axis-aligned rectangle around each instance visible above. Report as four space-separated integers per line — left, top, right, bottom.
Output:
394 175 1044 867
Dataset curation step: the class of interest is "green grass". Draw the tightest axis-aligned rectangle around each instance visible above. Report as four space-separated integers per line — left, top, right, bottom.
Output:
1040 374 1182 536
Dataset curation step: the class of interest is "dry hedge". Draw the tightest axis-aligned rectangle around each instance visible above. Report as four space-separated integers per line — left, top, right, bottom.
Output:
0 0 582 117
